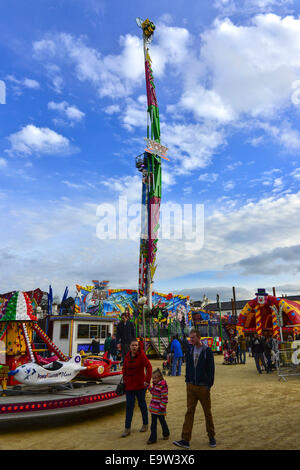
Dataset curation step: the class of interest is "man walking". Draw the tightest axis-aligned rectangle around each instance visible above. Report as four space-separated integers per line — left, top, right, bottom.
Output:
170 335 183 376
116 312 136 363
173 328 216 449
252 333 268 374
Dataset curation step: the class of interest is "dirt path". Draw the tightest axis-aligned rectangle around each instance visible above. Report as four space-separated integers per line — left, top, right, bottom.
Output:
0 355 299 450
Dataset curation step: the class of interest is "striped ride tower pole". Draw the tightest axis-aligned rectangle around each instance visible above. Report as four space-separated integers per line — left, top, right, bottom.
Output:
271 307 280 339
254 306 263 335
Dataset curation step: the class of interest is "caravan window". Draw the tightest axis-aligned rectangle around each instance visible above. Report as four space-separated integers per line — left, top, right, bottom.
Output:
60 324 69 339
77 324 90 338
77 323 110 339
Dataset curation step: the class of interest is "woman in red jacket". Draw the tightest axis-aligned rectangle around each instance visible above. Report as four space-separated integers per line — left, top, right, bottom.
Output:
121 339 152 437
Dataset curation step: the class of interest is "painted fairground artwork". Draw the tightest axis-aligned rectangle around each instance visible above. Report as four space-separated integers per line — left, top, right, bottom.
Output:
74 281 191 324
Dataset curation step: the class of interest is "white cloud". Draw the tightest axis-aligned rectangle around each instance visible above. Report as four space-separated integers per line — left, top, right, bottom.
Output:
214 0 293 15
183 186 192 195
122 95 147 131
226 161 242 171
61 180 85 190
5 75 40 91
259 121 300 152
23 78 40 89
48 101 85 123
102 174 141 204
174 14 300 124
198 172 219 183
173 85 234 123
162 122 226 174
3 185 300 295
44 64 64 93
223 180 235 191
0 158 7 168
272 176 284 192
154 189 300 283
291 168 300 180
6 125 78 157
104 104 121 115
162 169 176 188
32 22 192 100
33 33 144 99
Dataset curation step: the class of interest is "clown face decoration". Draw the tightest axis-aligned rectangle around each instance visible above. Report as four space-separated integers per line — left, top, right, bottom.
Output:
256 289 268 305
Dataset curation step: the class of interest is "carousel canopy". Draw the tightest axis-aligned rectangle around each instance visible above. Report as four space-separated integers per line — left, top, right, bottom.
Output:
0 291 37 322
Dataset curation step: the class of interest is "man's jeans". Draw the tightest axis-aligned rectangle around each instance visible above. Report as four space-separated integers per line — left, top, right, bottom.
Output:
172 357 182 376
239 351 246 364
254 352 267 373
182 384 215 441
125 389 148 429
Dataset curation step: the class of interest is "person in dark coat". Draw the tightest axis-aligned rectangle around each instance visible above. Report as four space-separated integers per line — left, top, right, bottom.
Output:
173 328 216 449
252 334 268 374
88 336 100 355
116 312 136 363
180 335 190 363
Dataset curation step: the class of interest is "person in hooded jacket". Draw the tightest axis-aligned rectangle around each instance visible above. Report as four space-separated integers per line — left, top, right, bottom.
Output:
121 339 152 437
173 328 216 449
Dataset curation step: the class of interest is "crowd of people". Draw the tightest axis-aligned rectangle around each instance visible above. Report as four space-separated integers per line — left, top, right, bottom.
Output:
250 333 279 374
223 333 280 373
223 335 247 365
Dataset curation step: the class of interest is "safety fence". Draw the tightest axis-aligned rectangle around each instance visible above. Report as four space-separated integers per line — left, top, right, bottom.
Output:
277 340 300 381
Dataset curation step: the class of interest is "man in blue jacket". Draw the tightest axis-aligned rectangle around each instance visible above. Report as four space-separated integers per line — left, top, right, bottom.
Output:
170 335 183 376
173 328 216 449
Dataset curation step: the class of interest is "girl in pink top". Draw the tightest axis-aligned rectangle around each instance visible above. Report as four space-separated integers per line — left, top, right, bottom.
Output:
147 368 170 444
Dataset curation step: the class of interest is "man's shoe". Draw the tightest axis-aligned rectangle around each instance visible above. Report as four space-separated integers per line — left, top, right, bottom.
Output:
173 439 190 449
209 437 216 447
163 435 170 440
140 424 148 432
121 428 131 437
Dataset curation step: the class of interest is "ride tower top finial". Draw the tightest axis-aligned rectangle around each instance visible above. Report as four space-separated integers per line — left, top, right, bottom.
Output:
136 17 156 43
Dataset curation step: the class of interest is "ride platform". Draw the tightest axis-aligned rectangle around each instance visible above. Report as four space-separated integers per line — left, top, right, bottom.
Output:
0 375 125 423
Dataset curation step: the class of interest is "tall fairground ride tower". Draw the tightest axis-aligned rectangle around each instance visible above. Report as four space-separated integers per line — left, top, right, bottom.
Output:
135 18 169 309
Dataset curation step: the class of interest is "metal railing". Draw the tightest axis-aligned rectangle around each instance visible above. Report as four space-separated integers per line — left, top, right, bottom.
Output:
277 341 300 381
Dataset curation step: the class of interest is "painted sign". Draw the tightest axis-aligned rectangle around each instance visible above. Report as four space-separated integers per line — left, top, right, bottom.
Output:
144 138 169 160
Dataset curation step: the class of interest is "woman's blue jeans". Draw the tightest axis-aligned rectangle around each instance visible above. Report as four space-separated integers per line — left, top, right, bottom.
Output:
125 389 148 429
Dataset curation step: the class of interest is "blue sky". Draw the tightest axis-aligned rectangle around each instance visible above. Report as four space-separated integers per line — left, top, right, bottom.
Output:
1 0 300 302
